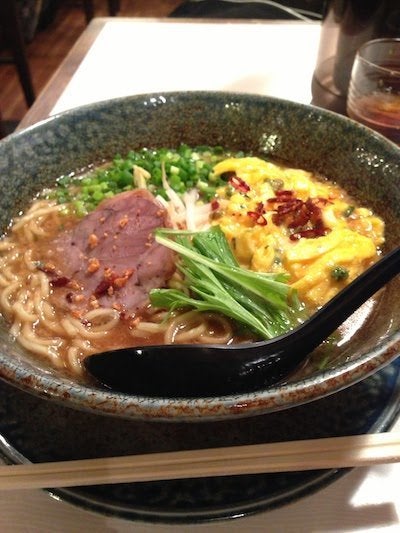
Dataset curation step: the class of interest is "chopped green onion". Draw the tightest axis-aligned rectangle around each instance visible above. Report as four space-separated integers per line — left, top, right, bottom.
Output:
331 265 349 281
48 145 235 216
343 205 355 217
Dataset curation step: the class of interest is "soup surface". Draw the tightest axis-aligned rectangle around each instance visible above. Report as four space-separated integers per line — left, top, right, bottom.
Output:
0 146 385 377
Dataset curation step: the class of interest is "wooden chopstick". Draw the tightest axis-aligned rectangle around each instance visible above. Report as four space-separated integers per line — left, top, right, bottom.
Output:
1 432 399 491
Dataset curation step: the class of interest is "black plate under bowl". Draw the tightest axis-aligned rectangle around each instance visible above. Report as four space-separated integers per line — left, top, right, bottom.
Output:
0 359 399 524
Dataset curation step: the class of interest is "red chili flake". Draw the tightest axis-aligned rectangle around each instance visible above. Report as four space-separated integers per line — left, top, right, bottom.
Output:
49 276 71 287
228 173 251 194
211 200 220 211
250 213 268 226
275 199 303 216
289 226 329 241
287 204 310 228
267 190 295 203
269 190 330 240
256 201 265 213
94 278 112 297
247 202 268 226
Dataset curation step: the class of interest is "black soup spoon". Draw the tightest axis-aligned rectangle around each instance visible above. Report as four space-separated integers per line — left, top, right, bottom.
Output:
84 246 400 398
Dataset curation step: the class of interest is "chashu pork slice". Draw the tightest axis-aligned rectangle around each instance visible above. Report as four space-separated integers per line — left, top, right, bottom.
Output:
50 189 176 316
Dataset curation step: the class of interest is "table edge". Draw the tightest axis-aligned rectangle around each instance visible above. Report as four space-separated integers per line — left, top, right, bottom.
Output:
18 18 107 130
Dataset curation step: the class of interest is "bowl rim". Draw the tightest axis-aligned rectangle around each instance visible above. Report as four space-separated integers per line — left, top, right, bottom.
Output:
1 330 399 421
0 90 399 421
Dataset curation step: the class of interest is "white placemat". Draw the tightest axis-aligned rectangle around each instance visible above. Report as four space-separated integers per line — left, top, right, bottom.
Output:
51 19 321 115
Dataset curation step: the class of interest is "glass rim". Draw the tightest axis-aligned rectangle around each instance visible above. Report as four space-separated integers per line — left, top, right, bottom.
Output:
356 38 400 76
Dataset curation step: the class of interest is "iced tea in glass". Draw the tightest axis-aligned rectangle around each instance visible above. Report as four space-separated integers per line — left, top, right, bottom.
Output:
347 38 400 145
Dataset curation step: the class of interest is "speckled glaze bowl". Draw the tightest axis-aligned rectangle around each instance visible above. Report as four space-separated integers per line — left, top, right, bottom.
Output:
0 91 399 421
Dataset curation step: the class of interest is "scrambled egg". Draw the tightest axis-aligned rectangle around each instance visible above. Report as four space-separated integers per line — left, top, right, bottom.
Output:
213 157 384 309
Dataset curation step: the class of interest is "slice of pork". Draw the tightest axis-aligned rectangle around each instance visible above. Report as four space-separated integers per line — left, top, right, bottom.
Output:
49 189 175 316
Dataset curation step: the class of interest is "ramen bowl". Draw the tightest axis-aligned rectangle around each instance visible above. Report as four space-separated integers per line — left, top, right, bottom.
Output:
0 91 399 421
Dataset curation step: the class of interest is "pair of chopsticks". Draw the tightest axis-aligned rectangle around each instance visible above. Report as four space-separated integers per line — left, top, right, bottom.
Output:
0 432 399 491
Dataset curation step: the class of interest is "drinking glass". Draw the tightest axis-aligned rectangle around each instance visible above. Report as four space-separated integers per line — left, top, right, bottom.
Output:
347 38 400 145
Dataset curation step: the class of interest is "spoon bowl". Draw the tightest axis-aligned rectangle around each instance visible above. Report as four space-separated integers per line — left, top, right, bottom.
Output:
85 246 400 398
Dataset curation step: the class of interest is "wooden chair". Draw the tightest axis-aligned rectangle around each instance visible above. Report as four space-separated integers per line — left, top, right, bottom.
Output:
0 0 36 107
82 0 121 23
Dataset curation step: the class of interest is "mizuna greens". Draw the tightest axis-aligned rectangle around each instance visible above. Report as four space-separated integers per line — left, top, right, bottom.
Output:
150 226 303 340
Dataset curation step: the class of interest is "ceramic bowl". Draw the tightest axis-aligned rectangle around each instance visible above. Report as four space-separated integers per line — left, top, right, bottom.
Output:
0 91 399 421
